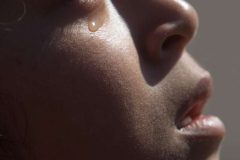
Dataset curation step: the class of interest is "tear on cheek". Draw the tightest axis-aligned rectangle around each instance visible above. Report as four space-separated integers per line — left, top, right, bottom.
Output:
87 1 108 32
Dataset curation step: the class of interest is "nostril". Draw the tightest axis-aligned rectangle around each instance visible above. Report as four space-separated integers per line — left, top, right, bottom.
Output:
146 32 187 63
145 21 192 63
162 34 186 52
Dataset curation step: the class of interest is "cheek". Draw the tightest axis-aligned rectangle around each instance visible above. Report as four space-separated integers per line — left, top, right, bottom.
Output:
40 15 170 153
45 3 177 150
1 2 181 158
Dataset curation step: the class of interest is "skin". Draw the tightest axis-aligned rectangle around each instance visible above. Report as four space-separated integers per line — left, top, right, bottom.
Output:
0 0 223 160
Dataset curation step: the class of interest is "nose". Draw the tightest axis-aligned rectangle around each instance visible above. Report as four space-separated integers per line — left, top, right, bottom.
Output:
113 0 198 64
145 0 199 64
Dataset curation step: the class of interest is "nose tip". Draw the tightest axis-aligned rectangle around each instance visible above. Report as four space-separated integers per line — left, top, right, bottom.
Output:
146 0 199 63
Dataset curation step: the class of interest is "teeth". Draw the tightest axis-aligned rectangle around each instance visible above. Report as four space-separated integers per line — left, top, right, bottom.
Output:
181 116 192 127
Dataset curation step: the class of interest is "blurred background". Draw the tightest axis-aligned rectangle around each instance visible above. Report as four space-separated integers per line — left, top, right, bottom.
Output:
187 0 239 159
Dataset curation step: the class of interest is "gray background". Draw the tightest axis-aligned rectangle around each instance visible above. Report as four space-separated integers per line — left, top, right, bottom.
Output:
187 0 240 159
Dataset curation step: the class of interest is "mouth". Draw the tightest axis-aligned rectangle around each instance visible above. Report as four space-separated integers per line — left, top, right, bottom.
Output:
176 77 225 140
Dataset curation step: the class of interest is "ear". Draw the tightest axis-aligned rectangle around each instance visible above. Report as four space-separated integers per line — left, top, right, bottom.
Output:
0 0 26 26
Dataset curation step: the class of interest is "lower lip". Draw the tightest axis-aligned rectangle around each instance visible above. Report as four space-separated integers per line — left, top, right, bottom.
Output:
179 115 225 139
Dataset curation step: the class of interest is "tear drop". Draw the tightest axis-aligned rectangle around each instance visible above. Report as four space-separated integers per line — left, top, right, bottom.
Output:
88 3 107 32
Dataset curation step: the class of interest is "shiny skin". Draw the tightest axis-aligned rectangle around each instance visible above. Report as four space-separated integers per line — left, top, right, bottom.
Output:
0 0 223 160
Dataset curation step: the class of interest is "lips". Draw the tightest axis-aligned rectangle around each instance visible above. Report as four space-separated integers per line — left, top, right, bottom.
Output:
176 77 225 140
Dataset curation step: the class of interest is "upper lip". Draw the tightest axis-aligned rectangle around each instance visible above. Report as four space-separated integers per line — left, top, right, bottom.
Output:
175 76 213 129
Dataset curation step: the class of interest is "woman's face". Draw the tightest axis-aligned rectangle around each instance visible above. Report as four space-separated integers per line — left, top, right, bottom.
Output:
0 0 225 160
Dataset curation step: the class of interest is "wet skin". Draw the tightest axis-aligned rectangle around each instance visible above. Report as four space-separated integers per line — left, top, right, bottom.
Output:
0 0 225 160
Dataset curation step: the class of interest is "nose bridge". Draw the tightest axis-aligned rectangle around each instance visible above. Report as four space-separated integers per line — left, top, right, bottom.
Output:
113 0 199 55
143 0 199 35
167 0 199 39
115 0 198 35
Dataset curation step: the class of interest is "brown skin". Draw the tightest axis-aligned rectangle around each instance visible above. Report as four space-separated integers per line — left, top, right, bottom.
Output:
0 0 222 160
